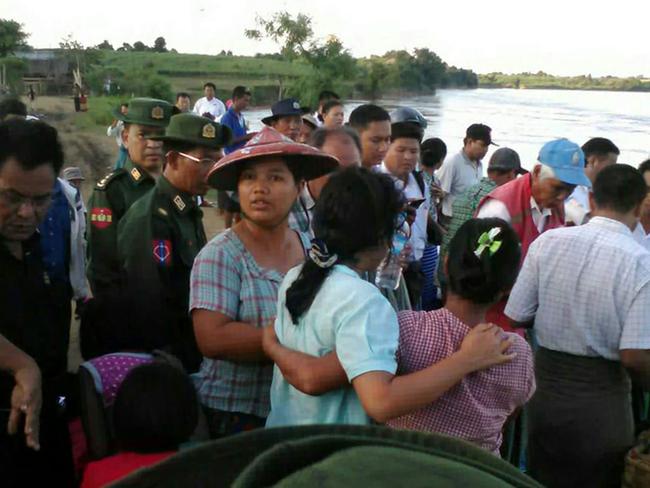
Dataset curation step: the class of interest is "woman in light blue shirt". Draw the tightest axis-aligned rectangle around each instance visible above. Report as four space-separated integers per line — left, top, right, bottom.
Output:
266 167 515 427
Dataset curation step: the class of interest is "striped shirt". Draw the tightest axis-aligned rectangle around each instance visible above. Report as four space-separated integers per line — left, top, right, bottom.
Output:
189 228 310 417
441 177 496 262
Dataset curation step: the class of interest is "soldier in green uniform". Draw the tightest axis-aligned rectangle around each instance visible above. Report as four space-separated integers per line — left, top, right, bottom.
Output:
117 113 232 372
86 98 174 296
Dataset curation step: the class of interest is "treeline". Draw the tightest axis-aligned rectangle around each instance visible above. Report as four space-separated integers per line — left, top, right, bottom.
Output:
96 37 173 53
479 71 650 92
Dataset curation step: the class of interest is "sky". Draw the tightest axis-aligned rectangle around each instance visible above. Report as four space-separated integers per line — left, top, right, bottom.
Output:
4 0 649 77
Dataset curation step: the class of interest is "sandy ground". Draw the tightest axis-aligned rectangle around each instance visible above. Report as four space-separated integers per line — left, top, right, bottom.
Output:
26 96 227 371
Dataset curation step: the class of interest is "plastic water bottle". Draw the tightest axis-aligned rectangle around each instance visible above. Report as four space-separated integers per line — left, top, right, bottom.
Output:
375 220 410 290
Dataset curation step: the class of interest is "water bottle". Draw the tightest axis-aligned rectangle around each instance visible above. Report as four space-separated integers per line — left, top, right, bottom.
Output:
375 217 410 290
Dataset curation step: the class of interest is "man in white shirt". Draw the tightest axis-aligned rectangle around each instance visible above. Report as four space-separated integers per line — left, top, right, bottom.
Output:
193 82 226 121
564 137 619 225
505 164 650 488
437 123 495 224
106 102 129 169
378 121 429 307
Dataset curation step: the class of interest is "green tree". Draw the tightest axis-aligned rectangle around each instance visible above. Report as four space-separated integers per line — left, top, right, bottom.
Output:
153 36 167 53
245 12 313 60
245 12 356 106
133 41 148 52
96 40 113 50
59 35 103 79
0 19 30 57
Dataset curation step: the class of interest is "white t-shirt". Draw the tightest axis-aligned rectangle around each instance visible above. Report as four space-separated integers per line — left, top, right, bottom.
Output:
193 96 226 120
436 149 483 218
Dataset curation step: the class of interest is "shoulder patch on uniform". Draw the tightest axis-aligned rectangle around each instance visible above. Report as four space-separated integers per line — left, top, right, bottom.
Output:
90 207 113 229
153 239 172 266
95 169 125 190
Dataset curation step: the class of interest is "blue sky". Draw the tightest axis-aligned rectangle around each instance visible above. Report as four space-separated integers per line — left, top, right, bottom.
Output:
5 0 648 77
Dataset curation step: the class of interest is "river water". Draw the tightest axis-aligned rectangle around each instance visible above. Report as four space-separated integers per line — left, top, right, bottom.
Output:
247 88 650 171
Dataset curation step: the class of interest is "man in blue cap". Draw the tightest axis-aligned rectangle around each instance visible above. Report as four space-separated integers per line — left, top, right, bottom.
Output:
475 138 590 333
262 98 304 142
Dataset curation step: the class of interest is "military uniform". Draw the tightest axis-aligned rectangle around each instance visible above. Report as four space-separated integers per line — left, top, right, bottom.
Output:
116 113 232 371
86 98 173 296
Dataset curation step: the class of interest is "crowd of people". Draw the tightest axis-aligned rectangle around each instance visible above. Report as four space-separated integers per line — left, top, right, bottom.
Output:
1 82 650 488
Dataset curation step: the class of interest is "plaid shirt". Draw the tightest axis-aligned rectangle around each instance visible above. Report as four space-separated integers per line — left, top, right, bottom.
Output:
441 178 496 261
387 309 535 454
189 229 310 417
506 217 650 359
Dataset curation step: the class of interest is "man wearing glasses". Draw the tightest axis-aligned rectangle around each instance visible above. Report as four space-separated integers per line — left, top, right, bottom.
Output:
117 114 232 372
0 119 76 485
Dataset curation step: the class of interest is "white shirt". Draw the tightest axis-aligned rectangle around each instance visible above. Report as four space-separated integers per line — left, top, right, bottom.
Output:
476 197 552 234
564 185 591 225
505 216 650 360
633 222 650 251
378 163 429 261
106 120 124 148
436 149 483 217
193 96 226 120
59 178 90 299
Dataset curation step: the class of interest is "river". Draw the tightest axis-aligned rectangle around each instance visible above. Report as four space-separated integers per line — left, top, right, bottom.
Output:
246 88 650 171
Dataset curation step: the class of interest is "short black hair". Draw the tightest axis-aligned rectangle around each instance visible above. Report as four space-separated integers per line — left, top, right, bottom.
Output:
582 137 620 160
638 159 650 176
348 104 390 132
420 138 447 168
309 126 362 154
447 218 521 304
0 119 64 174
321 99 343 115
318 90 340 103
593 164 646 214
390 122 423 144
120 102 129 109
113 362 198 453
203 82 216 90
175 92 190 101
232 86 251 100
0 97 27 120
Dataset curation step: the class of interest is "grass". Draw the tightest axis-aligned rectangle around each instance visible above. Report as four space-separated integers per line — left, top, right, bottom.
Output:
479 73 650 91
70 96 124 132
101 51 312 78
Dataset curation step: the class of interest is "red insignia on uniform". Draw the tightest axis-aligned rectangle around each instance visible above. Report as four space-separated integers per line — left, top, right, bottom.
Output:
153 240 172 266
90 208 113 229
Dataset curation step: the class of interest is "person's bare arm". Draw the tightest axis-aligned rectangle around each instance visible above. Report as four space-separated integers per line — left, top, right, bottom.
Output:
0 335 41 450
620 349 650 390
192 309 268 362
262 324 347 395
352 323 515 423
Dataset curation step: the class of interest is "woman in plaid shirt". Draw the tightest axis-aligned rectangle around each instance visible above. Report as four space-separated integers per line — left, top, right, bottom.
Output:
189 127 339 437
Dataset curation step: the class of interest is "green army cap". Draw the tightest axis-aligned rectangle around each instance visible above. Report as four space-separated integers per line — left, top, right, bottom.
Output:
147 113 233 149
112 97 173 128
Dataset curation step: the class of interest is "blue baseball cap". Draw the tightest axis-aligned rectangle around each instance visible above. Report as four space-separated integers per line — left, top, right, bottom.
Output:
538 138 591 187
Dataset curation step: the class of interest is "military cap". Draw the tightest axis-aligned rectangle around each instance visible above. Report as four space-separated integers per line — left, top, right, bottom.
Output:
112 98 173 127
146 113 233 149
